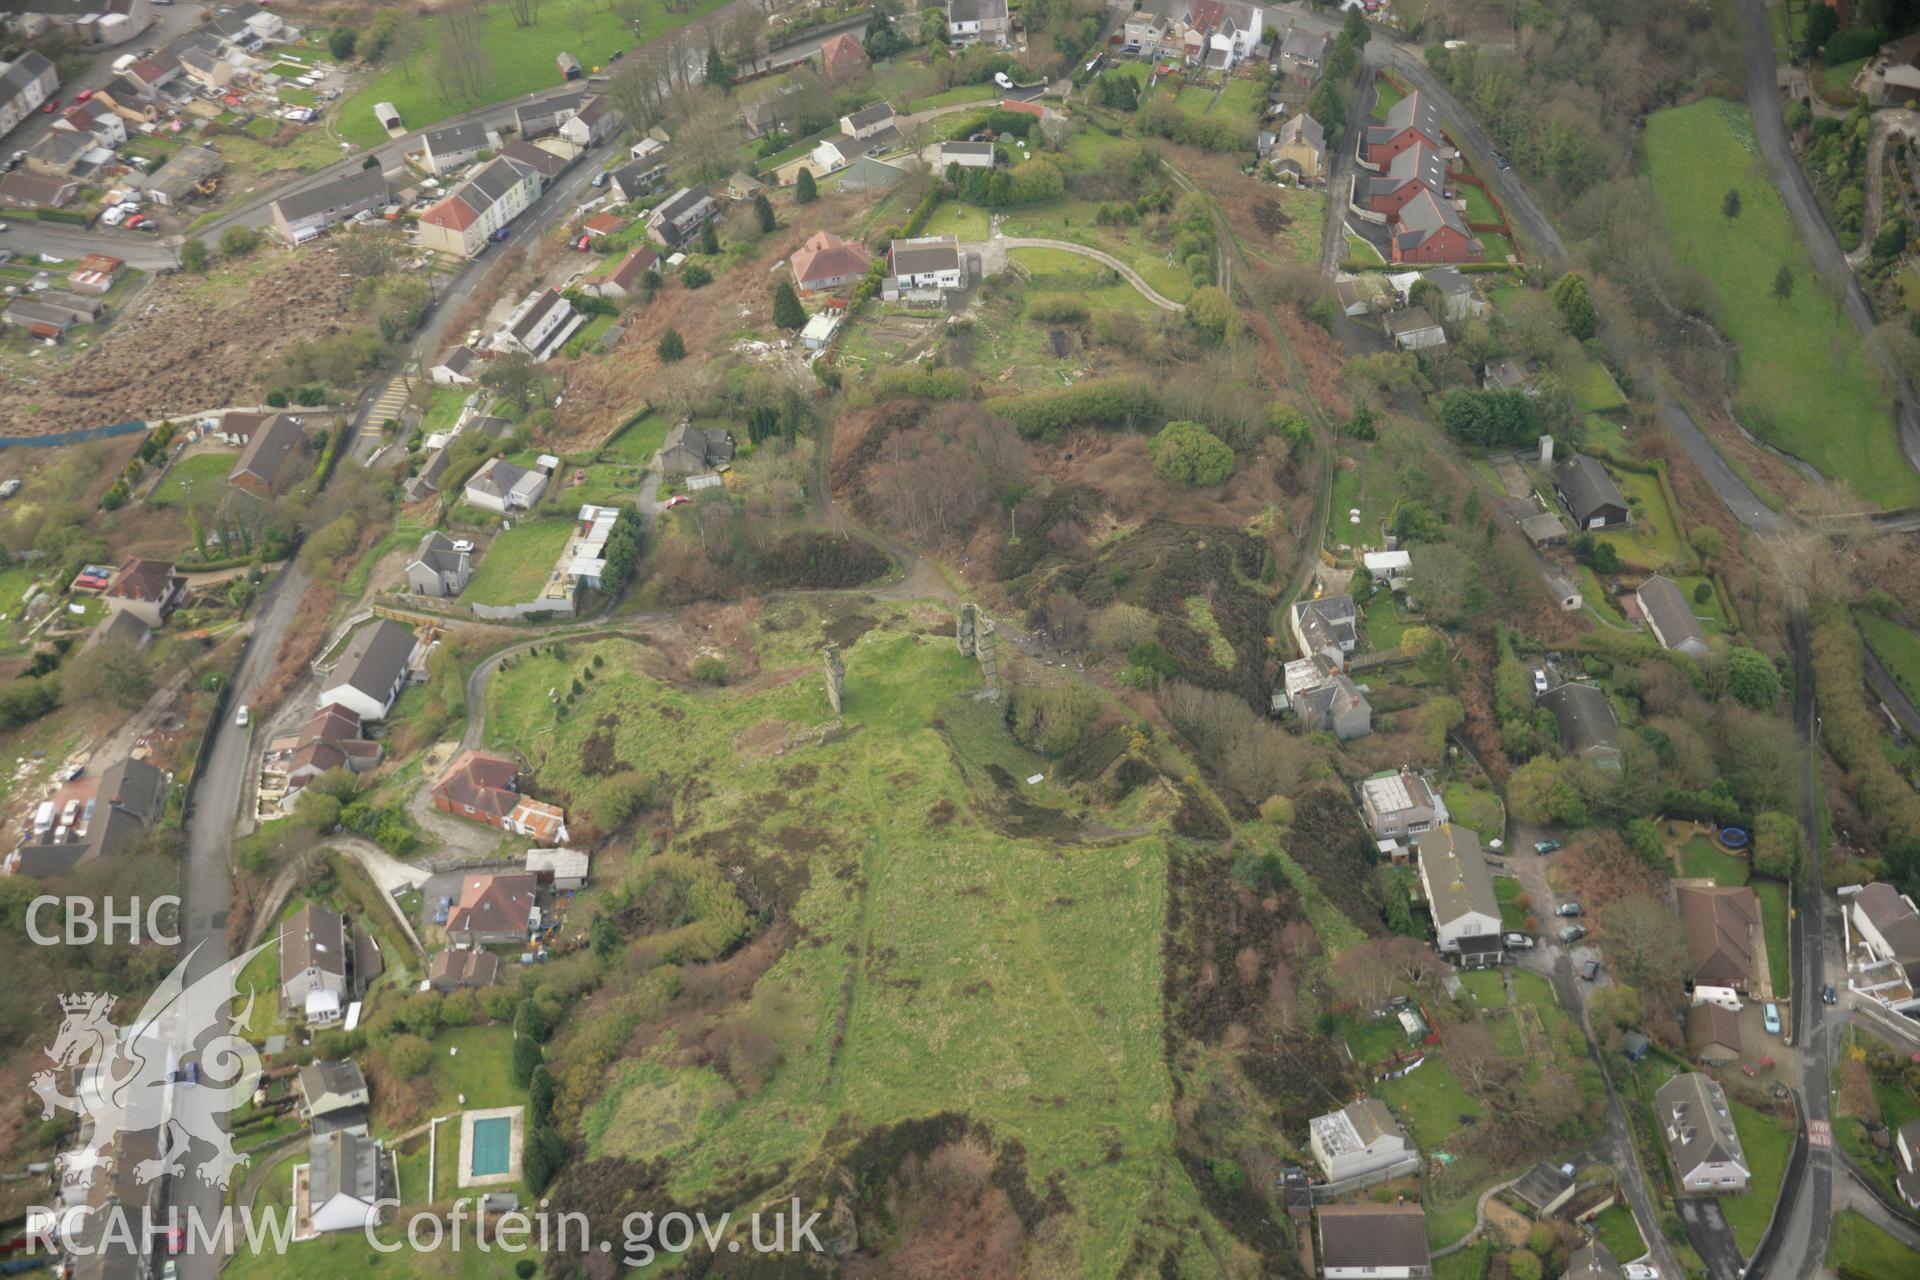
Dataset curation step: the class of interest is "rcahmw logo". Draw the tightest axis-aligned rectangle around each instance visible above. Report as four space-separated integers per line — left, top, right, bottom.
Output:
25 895 181 946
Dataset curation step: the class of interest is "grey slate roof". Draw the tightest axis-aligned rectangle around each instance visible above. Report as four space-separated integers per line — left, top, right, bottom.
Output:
1537 682 1621 758
332 619 416 705
411 531 466 575
1655 1072 1748 1178
423 121 488 157
844 101 896 131
1416 824 1497 928
1277 112 1324 154
1393 187 1473 250
272 166 389 224
1637 574 1707 654
309 1129 382 1204
1556 454 1627 524
1315 1203 1429 1273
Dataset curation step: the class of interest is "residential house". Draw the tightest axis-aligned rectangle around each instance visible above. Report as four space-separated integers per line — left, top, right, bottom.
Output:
418 121 493 176
940 139 996 171
831 155 909 192
1390 189 1482 265
513 90 586 139
1655 1073 1750 1194
55 97 126 147
946 0 1011 49
1386 306 1447 350
1365 90 1445 168
1635 575 1709 658
1512 1161 1577 1217
430 344 480 385
1279 27 1331 85
656 420 736 476
1269 112 1325 182
122 49 180 97
261 703 383 808
217 410 270 446
4 755 168 879
25 128 94 179
606 156 666 204
1423 267 1487 321
316 619 418 722
1896 1120 1920 1209
427 948 500 992
1537 683 1622 767
175 44 236 91
1565 1241 1624 1280
1849 881 1920 1003
887 236 967 293
1482 356 1535 392
268 166 391 245
433 749 571 844
1285 664 1371 740
227 412 307 495
1289 594 1357 669
818 30 869 82
1308 1099 1415 1185
490 287 583 361
1687 1001 1742 1066
646 185 718 248
445 871 543 947
0 171 77 209
306 1130 389 1234
1675 884 1760 996
790 231 874 296
840 101 898 140
558 95 618 149
1316 1203 1430 1279
464 457 551 514
527 847 590 891
278 903 382 1025
295 1060 370 1137
498 139 572 185
1359 769 1443 842
1416 825 1503 967
84 608 150 654
405 531 472 598
740 85 796 138
1124 8 1170 56
582 245 660 299
415 153 543 257
1555 455 1630 529
0 51 58 136
103 557 184 627
67 252 124 295
1366 143 1447 218
142 144 224 206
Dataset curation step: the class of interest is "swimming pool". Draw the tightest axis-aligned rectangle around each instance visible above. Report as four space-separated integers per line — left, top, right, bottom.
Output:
469 1116 512 1177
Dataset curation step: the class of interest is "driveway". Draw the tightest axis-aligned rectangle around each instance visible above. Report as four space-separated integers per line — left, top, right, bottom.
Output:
977 232 1186 310
1678 1197 1744 1280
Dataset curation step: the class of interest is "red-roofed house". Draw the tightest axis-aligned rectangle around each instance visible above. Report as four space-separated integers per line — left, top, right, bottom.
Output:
790 230 873 294
68 253 126 294
432 749 570 843
819 31 869 84
446 873 541 946
582 211 623 238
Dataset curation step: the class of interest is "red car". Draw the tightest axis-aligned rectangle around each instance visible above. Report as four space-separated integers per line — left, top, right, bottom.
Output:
573 233 592 251
664 494 691 509
76 89 93 103
41 97 59 113
125 214 146 229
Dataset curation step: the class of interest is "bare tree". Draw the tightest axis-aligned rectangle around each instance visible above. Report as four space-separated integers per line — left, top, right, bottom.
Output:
335 226 409 279
724 10 765 72
607 57 665 135
437 0 493 102
1278 919 1320 968
503 0 541 28
1446 1022 1506 1097
1597 894 1690 992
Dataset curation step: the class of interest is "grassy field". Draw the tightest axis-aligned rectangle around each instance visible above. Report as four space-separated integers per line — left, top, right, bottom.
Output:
336 0 731 148
1495 876 1529 932
904 82 999 111
148 451 235 510
1594 467 1689 572
1754 878 1792 997
921 200 992 240
1645 100 1919 508
1377 1054 1480 1147
1215 77 1265 118
462 519 572 606
1725 1101 1794 1256
999 198 1196 302
1826 1209 1913 1279
482 605 1203 1272
1678 835 1749 885
1855 608 1920 706
1443 783 1503 842
1592 1202 1646 1261
598 410 670 465
1567 354 1628 413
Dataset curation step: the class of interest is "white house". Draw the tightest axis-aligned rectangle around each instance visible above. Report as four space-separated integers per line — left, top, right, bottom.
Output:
305 1130 387 1234
317 620 418 722
1308 1099 1415 1186
430 344 480 386
415 154 543 257
945 0 1011 49
417 121 493 176
887 236 966 292
464 457 551 514
1416 825 1502 967
490 288 584 362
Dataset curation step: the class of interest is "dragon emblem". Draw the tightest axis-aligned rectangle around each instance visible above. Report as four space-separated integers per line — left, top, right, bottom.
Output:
31 940 274 1191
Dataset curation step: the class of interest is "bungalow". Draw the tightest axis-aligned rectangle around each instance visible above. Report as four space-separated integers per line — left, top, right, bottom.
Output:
269 166 391 246
818 30 869 83
1365 90 1445 169
646 185 718 248
1316 1203 1430 1279
946 0 1011 48
656 420 735 476
581 245 660 299
1636 574 1709 658
1289 594 1357 669
1386 306 1447 351
296 1060 370 1137
306 1130 388 1234
840 101 898 140
1537 682 1622 767
1656 1073 1750 1193
418 121 493 176
887 236 967 293
103 557 185 628
227 412 307 495
791 230 873 294
464 457 550 514
430 344 480 385
1675 884 1759 995
445 871 543 947
427 948 500 992
1416 824 1503 968
1359 768 1443 842
433 750 570 845
939 140 995 171
316 619 418 722
415 154 543 257
490 288 584 362
1390 188 1481 265
1269 112 1325 183
1308 1098 1415 1186
405 531 472 598
0 171 77 209
1555 454 1630 529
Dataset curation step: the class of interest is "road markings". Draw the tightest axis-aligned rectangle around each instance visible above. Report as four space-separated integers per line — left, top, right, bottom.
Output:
1807 1119 1831 1148
366 375 412 428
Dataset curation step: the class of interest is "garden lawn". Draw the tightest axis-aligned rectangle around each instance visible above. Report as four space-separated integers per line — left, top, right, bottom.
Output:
598 411 670 465
1434 1241 1491 1280
1214 78 1265 118
1457 969 1507 1006
905 82 998 111
1373 75 1405 118
1754 878 1791 997
1359 595 1407 651
1678 835 1749 885
1723 1101 1793 1256
1855 608 1920 707
1825 1209 1913 1280
336 0 731 149
1443 783 1503 842
1566 353 1628 413
1495 876 1528 932
1458 181 1498 226
481 609 1202 1273
1377 1055 1480 1148
149 451 236 511
1594 467 1690 573
1591 1202 1646 1262
1000 199 1196 302
1645 100 1919 508
921 200 992 240
462 519 572 607
1822 57 1868 100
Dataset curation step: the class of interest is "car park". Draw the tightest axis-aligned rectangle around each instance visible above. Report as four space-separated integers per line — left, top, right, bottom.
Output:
1763 1002 1781 1035
1555 902 1583 917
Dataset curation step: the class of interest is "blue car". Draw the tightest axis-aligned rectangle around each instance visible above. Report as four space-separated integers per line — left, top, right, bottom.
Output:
1763 1002 1781 1035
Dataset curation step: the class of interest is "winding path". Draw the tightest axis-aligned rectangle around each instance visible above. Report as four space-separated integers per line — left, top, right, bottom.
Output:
986 234 1188 311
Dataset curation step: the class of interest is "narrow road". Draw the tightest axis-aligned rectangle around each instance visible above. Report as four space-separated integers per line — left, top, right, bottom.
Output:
990 234 1186 310
1863 646 1920 739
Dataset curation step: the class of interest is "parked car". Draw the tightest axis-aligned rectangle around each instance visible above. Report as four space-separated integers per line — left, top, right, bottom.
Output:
1502 932 1534 949
41 97 58 113
1581 959 1601 982
101 207 127 227
1534 840 1563 854
573 233 592 250
1533 668 1549 694
664 494 692 508
76 88 93 102
451 539 474 552
1763 1002 1781 1035
234 705 249 728
1623 1266 1659 1280
490 225 511 242
591 170 609 187
125 214 147 229
0 478 21 499
1823 984 1838 1005
994 71 1014 89
1558 924 1587 944
1554 902 1583 917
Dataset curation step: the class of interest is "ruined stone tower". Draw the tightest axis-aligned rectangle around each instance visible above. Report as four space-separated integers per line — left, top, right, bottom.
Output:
957 602 978 657
823 644 845 714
